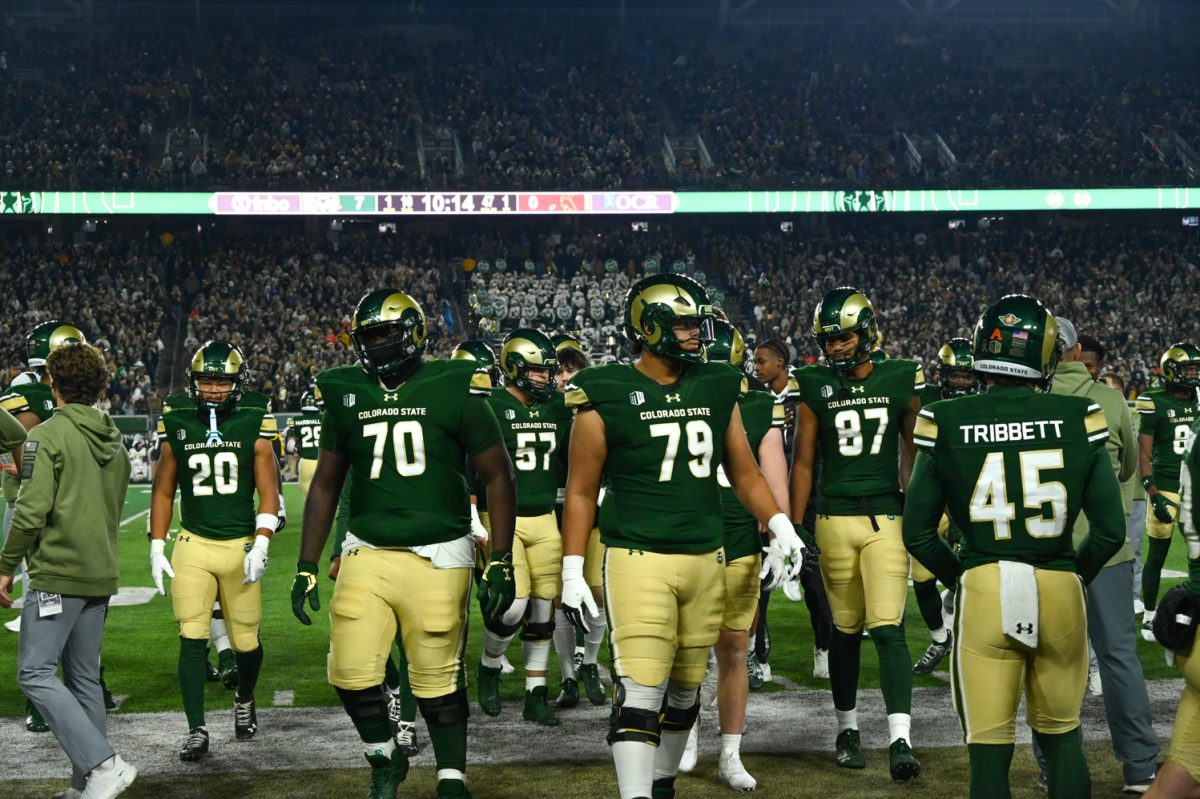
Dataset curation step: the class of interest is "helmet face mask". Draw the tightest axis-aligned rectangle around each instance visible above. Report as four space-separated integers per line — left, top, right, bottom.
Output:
812 288 878 373
300 389 320 413
1160 343 1200 390
351 290 427 380
501 329 559 401
188 340 246 411
938 337 979 398
624 275 716 364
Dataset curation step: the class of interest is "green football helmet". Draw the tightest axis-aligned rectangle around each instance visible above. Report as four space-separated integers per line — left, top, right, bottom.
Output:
27 320 86 369
1160 343 1200 389
501 329 559 401
350 289 427 379
972 294 1061 390
300 388 320 413
188 340 246 411
452 339 499 385
812 287 878 373
707 320 747 371
623 274 715 364
937 337 979 398
551 333 584 356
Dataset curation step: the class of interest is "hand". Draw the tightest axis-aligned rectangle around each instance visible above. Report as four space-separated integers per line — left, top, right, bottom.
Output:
764 513 807 582
1152 493 1179 524
150 538 175 596
276 494 287 532
0 574 13 608
759 540 788 592
329 556 341 581
470 504 489 545
561 555 599 633
242 535 270 585
291 561 321 625
478 551 516 621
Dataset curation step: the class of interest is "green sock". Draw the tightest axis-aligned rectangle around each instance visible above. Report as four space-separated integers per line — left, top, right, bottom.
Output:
419 690 469 772
869 624 913 714
967 743 1014 799
234 644 263 702
1034 727 1090 799
829 628 862 711
1143 536 1172 611
335 686 392 744
913 580 945 633
395 645 418 723
179 637 209 729
384 654 401 692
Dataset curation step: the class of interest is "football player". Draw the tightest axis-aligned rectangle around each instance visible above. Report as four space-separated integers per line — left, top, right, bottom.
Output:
911 338 978 675
1137 343 1200 639
149 341 281 761
752 337 832 680
474 329 572 726
904 294 1125 799
292 289 517 799
288 387 323 498
790 287 923 780
560 274 805 799
0 321 118 731
452 339 500 387
1150 415 1200 798
550 336 609 708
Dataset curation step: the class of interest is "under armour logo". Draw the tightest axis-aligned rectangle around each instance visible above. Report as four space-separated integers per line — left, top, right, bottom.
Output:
528 409 539 418
665 393 682 403
384 392 398 402
629 391 645 406
1015 622 1034 635
849 385 866 394
344 394 356 408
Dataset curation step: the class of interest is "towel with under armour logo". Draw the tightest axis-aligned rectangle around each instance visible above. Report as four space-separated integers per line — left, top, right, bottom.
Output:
999 560 1039 648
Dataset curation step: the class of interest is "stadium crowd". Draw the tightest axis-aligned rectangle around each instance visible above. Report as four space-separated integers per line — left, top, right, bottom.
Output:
1 23 1196 191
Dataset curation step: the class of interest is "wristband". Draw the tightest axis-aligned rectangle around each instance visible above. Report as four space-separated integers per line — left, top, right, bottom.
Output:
256 513 279 532
1143 476 1155 491
297 559 319 574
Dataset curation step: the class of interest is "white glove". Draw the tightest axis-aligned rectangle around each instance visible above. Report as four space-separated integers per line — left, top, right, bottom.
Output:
150 538 174 596
242 534 270 585
561 555 599 632
759 540 788 592
761 513 805 590
470 504 489 544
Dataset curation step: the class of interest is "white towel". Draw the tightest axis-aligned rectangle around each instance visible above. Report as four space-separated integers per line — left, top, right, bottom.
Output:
999 560 1039 648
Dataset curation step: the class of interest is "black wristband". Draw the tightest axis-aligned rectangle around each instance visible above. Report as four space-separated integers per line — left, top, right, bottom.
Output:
1142 476 1155 492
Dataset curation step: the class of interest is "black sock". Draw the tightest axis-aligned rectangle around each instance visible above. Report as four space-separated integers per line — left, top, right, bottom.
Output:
1143 536 1172 611
913 579 945 635
234 644 263 702
829 628 862 711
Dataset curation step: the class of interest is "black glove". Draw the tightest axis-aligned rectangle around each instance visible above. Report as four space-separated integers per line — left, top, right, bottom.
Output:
291 561 320 625
1151 493 1178 525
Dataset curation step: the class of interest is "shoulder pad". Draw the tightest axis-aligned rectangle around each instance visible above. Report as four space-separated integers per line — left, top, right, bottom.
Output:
0 392 29 413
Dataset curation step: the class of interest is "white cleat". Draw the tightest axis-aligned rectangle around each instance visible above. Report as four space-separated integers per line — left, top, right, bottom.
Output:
1088 670 1103 697
759 662 772 684
719 749 757 792
4 616 20 633
81 754 137 799
679 720 699 773
1141 610 1156 643
813 648 830 680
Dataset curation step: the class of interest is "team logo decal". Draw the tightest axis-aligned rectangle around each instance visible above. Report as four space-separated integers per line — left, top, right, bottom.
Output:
177 429 186 441
629 391 645 406
998 313 1021 327
821 385 834 399
505 409 516 420
344 394 357 408
1168 409 1177 418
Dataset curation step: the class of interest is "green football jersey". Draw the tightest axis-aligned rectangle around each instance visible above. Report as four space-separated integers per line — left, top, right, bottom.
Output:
481 388 571 517
565 361 741 554
793 359 924 515
919 383 943 407
288 412 323 460
1136 387 1199 493
160 395 278 540
719 389 785 561
906 385 1125 583
317 360 501 548
0 382 55 423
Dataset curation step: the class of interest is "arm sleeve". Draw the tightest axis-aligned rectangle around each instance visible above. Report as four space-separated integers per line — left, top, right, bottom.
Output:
902 450 962 586
0 429 58 575
0 407 26 451
460 395 503 456
1076 440 1129 584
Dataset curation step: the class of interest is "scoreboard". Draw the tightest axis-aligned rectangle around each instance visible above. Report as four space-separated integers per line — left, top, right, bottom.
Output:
212 191 678 215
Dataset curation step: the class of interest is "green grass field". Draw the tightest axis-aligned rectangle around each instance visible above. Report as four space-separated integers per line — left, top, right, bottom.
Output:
0 483 1189 716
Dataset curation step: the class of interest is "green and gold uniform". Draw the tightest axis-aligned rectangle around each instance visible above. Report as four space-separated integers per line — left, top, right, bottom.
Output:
718 387 784 632
287 411 322 497
158 393 278 650
317 360 501 696
1167 419 1200 781
1137 387 1199 538
479 388 570 600
794 358 924 631
904 388 1125 746
565 361 741 688
0 382 55 505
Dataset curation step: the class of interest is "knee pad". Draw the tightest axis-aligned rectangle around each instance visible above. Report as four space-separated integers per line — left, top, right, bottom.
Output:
660 701 700 734
520 618 555 642
607 679 664 746
212 604 224 620
335 685 389 726
484 614 522 638
418 688 470 728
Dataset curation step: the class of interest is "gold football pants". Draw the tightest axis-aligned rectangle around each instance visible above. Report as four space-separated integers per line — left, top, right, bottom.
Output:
721 553 761 633
816 513 909 632
1147 490 1181 540
1168 640 1200 781
480 510 563 600
298 457 317 499
170 530 261 652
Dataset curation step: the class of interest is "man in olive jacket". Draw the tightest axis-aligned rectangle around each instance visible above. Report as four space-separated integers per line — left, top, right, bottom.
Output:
1040 319 1158 793
0 343 137 799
